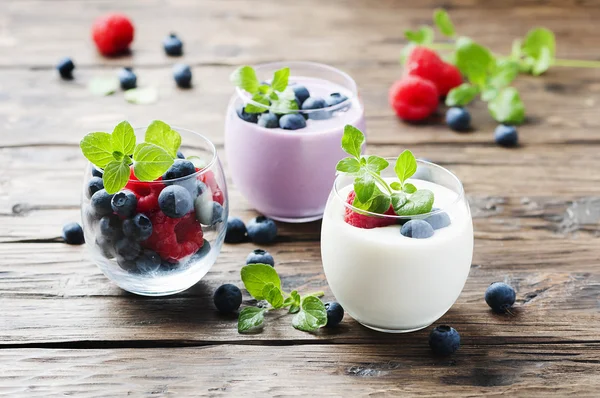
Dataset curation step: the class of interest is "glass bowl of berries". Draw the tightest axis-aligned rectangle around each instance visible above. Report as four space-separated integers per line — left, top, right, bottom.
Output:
80 120 228 296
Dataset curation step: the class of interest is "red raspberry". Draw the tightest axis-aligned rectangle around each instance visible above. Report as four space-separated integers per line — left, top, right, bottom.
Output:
438 63 463 97
343 191 397 229
92 14 134 56
144 211 204 261
125 167 165 213
389 76 439 122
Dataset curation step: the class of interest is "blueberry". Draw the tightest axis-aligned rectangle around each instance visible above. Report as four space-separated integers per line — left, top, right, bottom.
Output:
118 67 137 90
159 185 193 218
429 325 460 356
445 107 471 132
176 150 185 159
87 177 104 198
325 92 349 108
163 33 183 56
258 112 279 128
135 250 162 273
301 96 330 120
485 282 516 313
56 57 75 79
115 238 141 261
190 239 211 262
213 284 242 313
95 236 115 259
195 201 223 226
400 219 434 239
246 249 274 267
247 216 277 244
196 181 209 197
99 214 123 242
122 213 153 241
324 302 344 327
162 160 196 180
292 85 310 106
495 125 518 147
111 190 137 218
62 222 84 245
424 208 451 230
279 113 306 130
117 256 137 273
173 64 192 88
225 217 247 243
90 189 114 217
236 103 259 123
160 259 180 272
91 167 103 178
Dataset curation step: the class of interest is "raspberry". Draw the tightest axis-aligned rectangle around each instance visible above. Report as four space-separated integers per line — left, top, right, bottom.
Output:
405 47 445 88
343 191 397 229
92 14 134 56
389 76 439 122
438 63 463 97
125 167 165 213
199 170 224 205
144 211 204 261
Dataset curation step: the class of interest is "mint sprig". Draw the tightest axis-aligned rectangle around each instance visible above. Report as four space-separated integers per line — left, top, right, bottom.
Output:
230 65 298 115
237 263 327 333
335 125 434 217
80 120 182 194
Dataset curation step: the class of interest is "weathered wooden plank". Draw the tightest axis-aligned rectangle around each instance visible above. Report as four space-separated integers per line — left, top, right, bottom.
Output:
1 344 599 397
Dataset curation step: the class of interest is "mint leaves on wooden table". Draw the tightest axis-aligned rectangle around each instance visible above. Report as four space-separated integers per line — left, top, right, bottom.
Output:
403 9 600 125
237 263 327 333
230 65 298 114
336 125 434 216
80 120 182 194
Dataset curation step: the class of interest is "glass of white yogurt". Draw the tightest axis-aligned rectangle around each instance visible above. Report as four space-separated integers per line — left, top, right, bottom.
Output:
320 159 473 333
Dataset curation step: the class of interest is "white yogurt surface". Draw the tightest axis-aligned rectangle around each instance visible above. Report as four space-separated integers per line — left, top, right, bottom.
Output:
320 179 473 332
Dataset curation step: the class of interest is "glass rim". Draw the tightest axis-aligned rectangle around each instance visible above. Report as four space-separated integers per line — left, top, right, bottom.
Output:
234 61 358 114
334 158 466 220
91 126 218 184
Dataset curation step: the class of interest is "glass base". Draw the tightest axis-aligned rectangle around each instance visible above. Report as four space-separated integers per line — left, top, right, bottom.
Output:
268 213 323 223
359 321 433 334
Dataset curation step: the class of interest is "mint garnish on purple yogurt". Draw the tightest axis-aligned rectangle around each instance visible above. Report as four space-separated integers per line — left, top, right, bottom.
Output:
336 125 435 216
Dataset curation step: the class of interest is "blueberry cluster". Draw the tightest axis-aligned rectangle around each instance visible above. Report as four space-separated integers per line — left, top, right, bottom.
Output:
399 208 452 239
224 216 277 244
236 84 350 131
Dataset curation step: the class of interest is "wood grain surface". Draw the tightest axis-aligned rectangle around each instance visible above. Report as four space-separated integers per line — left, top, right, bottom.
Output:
1 0 600 396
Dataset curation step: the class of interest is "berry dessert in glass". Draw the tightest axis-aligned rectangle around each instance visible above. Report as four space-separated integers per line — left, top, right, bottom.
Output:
225 62 365 223
80 120 227 296
321 126 473 333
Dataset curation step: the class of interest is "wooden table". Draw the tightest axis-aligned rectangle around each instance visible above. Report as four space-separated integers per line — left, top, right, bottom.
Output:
2 0 600 396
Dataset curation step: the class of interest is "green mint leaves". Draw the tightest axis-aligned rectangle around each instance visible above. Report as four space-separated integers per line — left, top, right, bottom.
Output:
433 9 455 37
230 65 297 114
237 263 327 333
80 120 182 194
520 27 555 76
336 125 434 217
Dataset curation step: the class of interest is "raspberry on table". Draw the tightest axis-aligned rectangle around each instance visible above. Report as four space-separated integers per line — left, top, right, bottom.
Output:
405 46 462 97
343 191 397 229
389 76 439 122
92 13 135 56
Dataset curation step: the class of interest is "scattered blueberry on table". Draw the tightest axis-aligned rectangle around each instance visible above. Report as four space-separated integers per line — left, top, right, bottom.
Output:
446 107 471 132
173 64 192 88
429 325 460 356
485 282 516 313
163 33 183 56
225 217 247 243
56 57 75 80
118 67 137 90
246 249 274 267
62 222 84 245
324 302 344 327
247 216 278 244
214 284 243 313
494 124 518 147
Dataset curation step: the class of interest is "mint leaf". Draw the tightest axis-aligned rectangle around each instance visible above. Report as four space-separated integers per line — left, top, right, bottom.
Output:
455 37 495 87
341 125 364 159
111 121 136 156
403 183 417 194
390 182 403 191
445 83 479 107
354 174 375 203
238 307 266 333
271 67 290 92
488 87 525 125
336 158 361 173
230 66 260 94
292 296 327 332
245 93 270 114
270 98 298 114
89 77 119 96
258 84 270 94
511 39 522 61
103 159 131 194
80 132 114 168
262 283 284 309
240 263 281 301
391 191 408 210
124 87 158 105
522 27 555 76
433 9 455 37
145 120 182 158
353 186 391 214
288 290 301 314
132 143 174 181
489 60 519 89
400 43 416 64
394 150 417 185
481 86 499 101
394 189 434 216
365 156 389 173
404 26 434 45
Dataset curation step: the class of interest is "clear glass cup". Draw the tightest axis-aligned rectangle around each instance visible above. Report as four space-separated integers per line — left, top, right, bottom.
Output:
224 61 366 223
81 127 228 296
321 160 473 333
